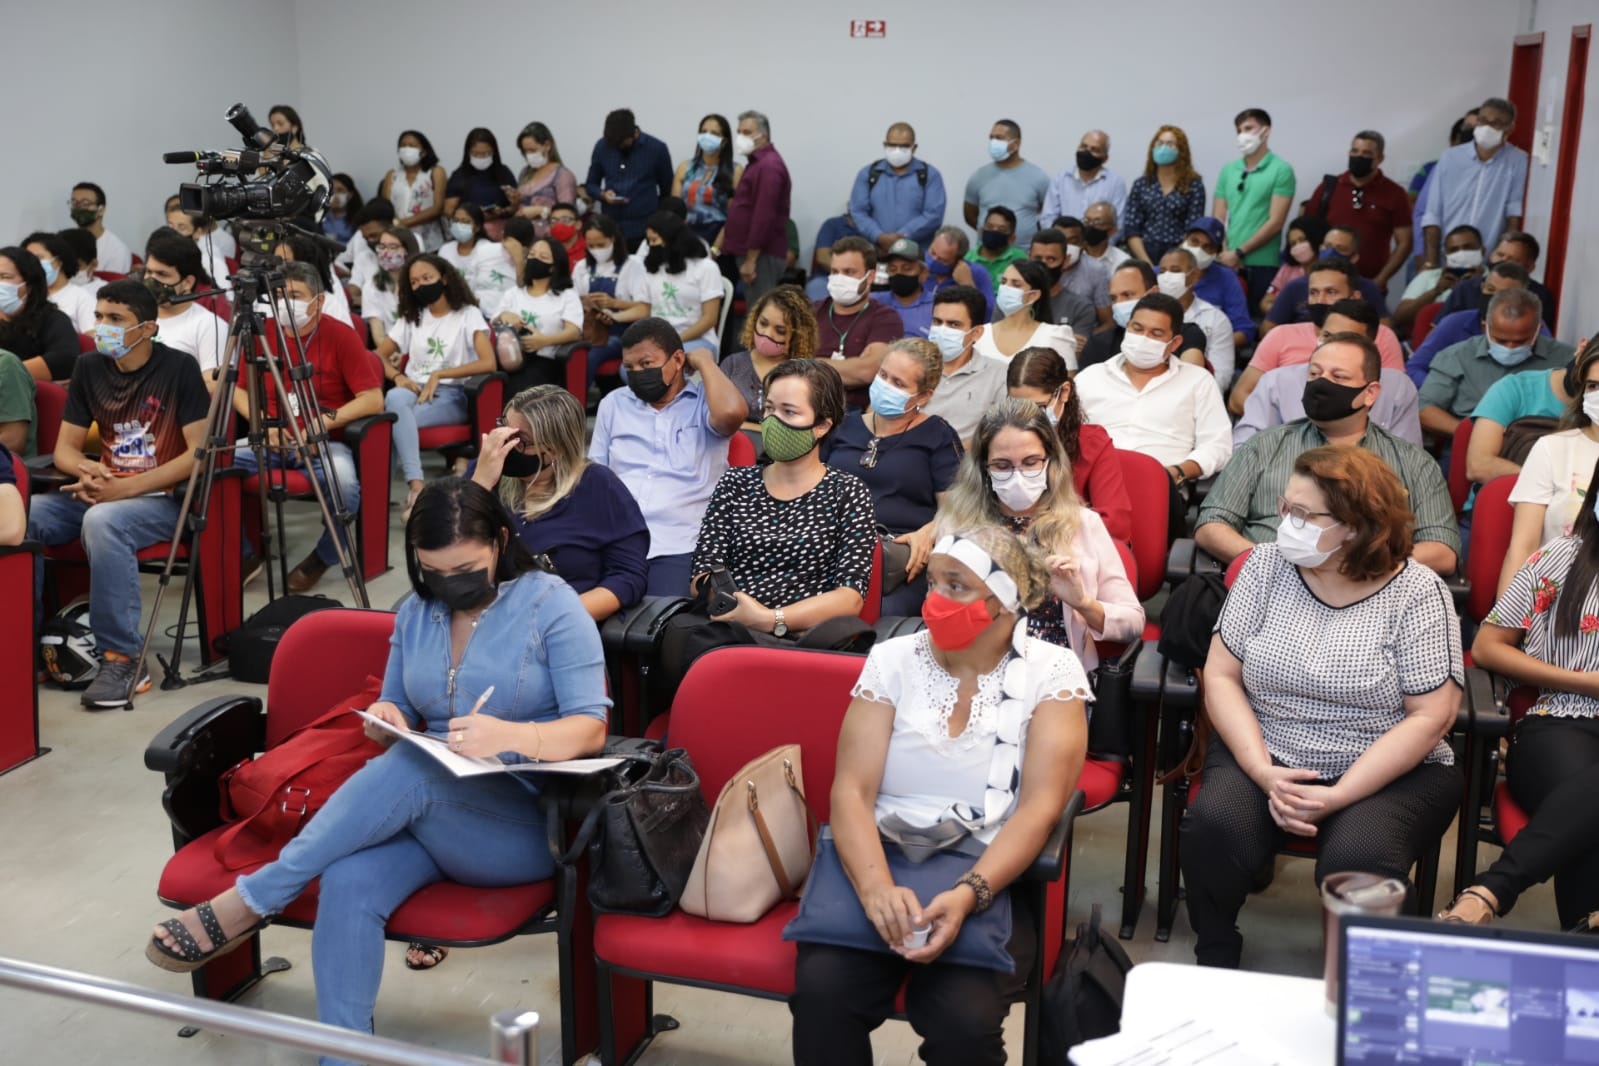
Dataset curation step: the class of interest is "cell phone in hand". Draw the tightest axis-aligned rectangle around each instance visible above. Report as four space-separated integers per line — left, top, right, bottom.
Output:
707 566 740 617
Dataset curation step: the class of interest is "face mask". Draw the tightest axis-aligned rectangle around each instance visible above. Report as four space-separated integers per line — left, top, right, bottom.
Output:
921 590 997 651
761 413 820 462
397 146 422 167
330 193 350 209
827 273 867 306
501 449 545 480
980 229 1010 252
92 322 141 358
1347 155 1375 179
884 146 913 168
1445 248 1484 271
1237 130 1263 155
1487 335 1534 367
697 132 723 155
40 259 59 286
589 244 613 264
524 150 547 168
411 279 447 307
1287 241 1313 265
550 221 578 243
1151 143 1179 166
524 259 553 282
1182 242 1215 271
1076 149 1102 173
449 221 475 244
421 566 496 611
990 466 1048 511
869 377 913 418
378 249 408 272
733 133 757 158
752 331 787 358
1474 125 1505 150
1081 225 1109 247
887 272 921 298
288 298 318 331
928 324 968 361
1120 332 1171 370
470 155 494 171
1111 298 1138 328
988 138 1012 162
1276 515 1343 568
0 282 21 316
1583 391 1599 425
925 254 953 278
1301 376 1369 422
144 276 179 304
625 361 674 403
1156 271 1189 299
996 285 1031 317
71 207 99 227
1307 303 1334 328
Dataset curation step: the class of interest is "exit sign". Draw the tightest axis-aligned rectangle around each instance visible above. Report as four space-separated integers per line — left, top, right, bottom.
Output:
849 19 886 37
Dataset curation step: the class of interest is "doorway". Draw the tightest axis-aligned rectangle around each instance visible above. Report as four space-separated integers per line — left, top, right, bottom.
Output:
1542 24 1590 331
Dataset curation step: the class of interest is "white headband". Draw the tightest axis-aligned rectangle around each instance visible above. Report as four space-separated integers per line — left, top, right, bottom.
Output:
932 534 1020 613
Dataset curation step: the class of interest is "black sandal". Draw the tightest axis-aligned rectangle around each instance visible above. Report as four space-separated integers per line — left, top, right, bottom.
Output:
145 900 263 973
404 942 449 970
1437 887 1498 924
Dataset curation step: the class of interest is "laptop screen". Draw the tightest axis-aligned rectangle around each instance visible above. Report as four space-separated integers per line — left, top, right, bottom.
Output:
1340 916 1599 1065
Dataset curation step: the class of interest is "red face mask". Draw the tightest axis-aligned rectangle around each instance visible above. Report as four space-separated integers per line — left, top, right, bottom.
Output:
550 221 578 243
921 591 996 651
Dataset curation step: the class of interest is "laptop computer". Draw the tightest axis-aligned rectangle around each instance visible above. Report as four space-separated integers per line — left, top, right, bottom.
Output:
1338 914 1599 1065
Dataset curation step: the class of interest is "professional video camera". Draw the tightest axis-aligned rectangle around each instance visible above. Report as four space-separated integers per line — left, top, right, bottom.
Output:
166 103 332 224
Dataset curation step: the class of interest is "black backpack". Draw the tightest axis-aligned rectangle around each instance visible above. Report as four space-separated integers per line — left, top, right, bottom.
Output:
867 161 929 191
1158 572 1228 671
216 594 341 683
1039 903 1134 1060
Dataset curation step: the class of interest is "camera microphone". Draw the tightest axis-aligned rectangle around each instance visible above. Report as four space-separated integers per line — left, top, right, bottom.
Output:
164 151 204 165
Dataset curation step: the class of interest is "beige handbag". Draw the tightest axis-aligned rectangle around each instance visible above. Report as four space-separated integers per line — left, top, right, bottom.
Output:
680 744 818 922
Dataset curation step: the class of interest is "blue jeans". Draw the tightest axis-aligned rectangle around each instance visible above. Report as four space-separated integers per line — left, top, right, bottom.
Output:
386 385 469 482
584 338 622 394
235 742 551 1065
232 441 359 567
646 552 695 598
27 492 182 657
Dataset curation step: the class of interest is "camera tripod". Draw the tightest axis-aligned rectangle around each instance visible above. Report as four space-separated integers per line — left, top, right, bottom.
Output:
131 246 369 697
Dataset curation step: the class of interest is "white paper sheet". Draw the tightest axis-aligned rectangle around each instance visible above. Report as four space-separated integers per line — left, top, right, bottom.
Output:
1070 1017 1280 1066
355 711 622 777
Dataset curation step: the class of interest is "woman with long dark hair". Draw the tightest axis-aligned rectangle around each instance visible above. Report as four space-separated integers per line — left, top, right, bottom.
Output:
513 121 579 239
145 477 608 1063
0 245 79 381
380 130 448 250
972 259 1075 366
672 113 742 247
443 128 519 241
609 211 724 356
491 237 582 391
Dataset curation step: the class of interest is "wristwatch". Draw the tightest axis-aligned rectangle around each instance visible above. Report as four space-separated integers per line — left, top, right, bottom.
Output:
772 607 788 638
1169 466 1189 486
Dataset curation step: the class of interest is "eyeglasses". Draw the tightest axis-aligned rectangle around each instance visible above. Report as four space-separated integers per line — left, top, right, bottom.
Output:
987 456 1048 476
493 416 533 451
68 200 98 211
1276 496 1336 530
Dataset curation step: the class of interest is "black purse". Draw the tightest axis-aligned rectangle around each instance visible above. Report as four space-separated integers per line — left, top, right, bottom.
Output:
558 746 711 916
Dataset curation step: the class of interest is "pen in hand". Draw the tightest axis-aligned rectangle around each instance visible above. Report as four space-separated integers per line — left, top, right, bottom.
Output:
468 686 494 717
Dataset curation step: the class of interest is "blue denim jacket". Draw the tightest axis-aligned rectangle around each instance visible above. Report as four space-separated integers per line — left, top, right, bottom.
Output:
380 569 610 762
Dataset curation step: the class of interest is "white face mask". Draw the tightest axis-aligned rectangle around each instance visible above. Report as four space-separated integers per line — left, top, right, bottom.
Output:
991 467 1048 512
1182 242 1215 271
1120 332 1171 370
1444 248 1484 271
470 155 494 171
1473 124 1505 150
826 273 868 307
524 150 547 168
1276 515 1344 568
397 146 422 167
928 325 968 361
733 133 757 158
1063 243 1082 266
590 244 613 264
1156 271 1190 300
1582 390 1599 425
884 146 914 168
1237 129 1264 155
288 297 317 331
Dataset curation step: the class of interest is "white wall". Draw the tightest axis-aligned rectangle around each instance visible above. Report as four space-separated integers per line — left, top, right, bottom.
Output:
0 0 301 255
1521 0 1598 339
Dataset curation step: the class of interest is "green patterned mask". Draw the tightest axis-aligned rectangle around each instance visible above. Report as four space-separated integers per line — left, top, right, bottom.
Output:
761 414 820 462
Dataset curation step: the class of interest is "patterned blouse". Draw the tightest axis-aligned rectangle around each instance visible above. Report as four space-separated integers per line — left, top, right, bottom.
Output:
1004 514 1070 649
682 158 732 229
1122 173 1208 264
1484 536 1599 718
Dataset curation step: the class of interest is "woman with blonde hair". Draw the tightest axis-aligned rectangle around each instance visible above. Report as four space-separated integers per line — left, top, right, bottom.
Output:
719 284 819 420
1123 125 1206 266
937 397 1141 668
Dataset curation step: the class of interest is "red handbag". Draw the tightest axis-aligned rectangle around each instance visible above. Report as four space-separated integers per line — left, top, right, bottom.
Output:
213 676 387 870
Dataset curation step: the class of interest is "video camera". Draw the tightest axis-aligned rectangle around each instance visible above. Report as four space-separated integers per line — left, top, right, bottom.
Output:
166 103 332 223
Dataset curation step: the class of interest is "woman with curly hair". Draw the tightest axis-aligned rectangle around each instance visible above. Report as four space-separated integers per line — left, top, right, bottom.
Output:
1123 125 1207 266
718 284 818 421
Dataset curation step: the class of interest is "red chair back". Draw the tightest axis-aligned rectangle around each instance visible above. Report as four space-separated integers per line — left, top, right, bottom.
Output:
77 331 95 354
861 540 883 624
1447 418 1474 515
1114 449 1170 602
667 646 863 824
1412 301 1444 347
34 380 69 456
728 431 756 467
12 451 28 501
93 271 126 282
1466 476 1518 624
264 609 396 747
1224 547 1252 589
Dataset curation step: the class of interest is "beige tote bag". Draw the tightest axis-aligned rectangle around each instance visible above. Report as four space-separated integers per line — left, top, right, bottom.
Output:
680 744 818 922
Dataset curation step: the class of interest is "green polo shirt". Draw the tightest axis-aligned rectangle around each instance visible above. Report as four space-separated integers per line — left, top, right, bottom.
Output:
1416 335 1576 419
0 351 36 457
1197 418 1461 558
965 246 1028 296
1216 151 1296 268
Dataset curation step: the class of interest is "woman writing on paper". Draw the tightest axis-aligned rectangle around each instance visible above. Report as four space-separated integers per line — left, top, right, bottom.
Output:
142 478 608 1064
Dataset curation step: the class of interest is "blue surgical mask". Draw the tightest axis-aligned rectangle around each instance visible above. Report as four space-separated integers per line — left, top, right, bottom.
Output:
1152 144 1179 166
40 259 59 286
697 131 723 154
92 322 140 359
1487 337 1534 367
928 325 968 361
450 222 475 244
1111 298 1138 328
988 138 1011 162
869 376 913 418
996 285 1029 317
0 282 22 315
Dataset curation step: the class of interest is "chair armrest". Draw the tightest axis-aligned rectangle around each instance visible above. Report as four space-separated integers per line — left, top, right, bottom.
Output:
1464 666 1511 739
1022 788 1086 883
145 695 265 846
24 455 69 495
1445 574 1469 612
1164 538 1223 586
342 412 397 447
0 541 41 559
1130 635 1165 702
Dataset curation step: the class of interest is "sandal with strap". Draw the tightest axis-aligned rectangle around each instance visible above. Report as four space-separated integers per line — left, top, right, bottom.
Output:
1437 887 1498 925
404 942 449 970
145 900 264 973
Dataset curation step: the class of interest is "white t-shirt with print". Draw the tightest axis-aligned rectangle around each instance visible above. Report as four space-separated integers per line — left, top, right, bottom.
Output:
439 240 516 307
156 302 229 373
624 256 724 349
1510 429 1599 548
388 304 490 381
49 283 97 333
492 287 585 359
360 281 400 335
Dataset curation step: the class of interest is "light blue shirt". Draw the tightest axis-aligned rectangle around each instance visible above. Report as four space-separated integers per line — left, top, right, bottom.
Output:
848 159 947 250
588 377 731 558
1234 365 1422 448
871 287 937 338
1041 166 1129 226
1472 367 1565 427
963 160 1051 246
1418 141 1529 252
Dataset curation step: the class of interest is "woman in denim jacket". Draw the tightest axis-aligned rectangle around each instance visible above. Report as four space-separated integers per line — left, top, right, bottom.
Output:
144 478 609 1063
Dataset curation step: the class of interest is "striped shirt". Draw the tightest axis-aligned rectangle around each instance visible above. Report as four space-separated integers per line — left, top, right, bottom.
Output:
1418 141 1529 253
1197 418 1461 558
1485 536 1599 719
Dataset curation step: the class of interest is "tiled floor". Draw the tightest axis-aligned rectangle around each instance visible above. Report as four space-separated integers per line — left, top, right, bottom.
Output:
0 485 1557 1064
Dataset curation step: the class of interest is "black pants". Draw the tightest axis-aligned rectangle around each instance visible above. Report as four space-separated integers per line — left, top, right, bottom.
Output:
1243 264 1277 319
1475 714 1599 928
789 896 1035 1066
1180 740 1460 968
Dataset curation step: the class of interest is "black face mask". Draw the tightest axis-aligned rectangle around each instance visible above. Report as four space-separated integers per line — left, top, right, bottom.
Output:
421 566 495 611
412 279 447 307
887 273 921 298
501 449 545 479
143 276 179 304
625 361 675 404
1081 225 1109 247
1347 155 1375 179
1037 261 1064 286
1307 303 1334 328
1076 149 1102 173
1302 376 1369 423
523 259 553 283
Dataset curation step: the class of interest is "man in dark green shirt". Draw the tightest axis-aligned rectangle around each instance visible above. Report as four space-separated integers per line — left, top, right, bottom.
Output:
1195 332 1460 575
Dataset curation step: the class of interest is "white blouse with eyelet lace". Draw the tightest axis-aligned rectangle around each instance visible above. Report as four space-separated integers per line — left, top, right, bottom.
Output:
853 630 1092 844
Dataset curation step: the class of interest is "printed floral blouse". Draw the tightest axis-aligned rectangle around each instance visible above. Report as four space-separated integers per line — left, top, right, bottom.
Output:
1484 535 1599 718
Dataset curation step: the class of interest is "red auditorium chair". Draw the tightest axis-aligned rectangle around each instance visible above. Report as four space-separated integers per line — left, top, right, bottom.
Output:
1411 301 1444 348
0 449 44 774
1447 419 1474 516
411 371 507 468
33 380 68 455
